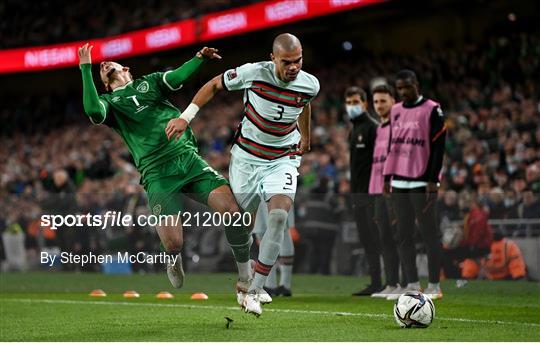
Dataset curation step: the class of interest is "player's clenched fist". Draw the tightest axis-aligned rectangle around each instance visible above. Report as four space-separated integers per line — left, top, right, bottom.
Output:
78 43 93 65
196 47 222 60
165 118 188 141
298 137 310 155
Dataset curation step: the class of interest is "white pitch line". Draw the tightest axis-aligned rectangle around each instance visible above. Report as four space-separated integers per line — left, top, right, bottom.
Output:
2 298 539 328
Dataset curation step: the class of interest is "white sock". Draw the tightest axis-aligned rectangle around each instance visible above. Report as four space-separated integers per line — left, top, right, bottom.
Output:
428 282 440 290
265 265 278 288
249 209 288 291
279 264 293 289
280 227 295 256
237 261 251 282
407 281 421 289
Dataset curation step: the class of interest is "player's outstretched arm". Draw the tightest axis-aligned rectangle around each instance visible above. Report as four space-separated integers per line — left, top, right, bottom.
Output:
297 103 311 154
78 43 108 124
165 73 224 141
164 47 221 91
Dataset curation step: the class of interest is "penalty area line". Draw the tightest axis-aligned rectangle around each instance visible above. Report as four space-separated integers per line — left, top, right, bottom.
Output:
2 298 539 328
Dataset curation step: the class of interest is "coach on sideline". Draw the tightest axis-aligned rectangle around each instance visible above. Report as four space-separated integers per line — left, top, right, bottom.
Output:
383 70 446 300
345 86 383 296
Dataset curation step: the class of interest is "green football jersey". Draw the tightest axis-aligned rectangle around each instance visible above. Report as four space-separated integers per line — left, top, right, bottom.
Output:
97 72 197 181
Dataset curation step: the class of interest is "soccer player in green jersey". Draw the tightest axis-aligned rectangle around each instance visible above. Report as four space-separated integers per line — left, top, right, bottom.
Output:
78 43 252 289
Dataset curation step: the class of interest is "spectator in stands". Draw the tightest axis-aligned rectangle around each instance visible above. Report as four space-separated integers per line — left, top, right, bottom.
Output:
442 195 493 279
521 189 540 235
526 162 540 192
503 189 520 219
487 187 507 219
1 0 261 49
437 190 462 225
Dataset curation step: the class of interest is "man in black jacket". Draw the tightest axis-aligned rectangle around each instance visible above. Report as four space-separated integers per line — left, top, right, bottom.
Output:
346 86 383 295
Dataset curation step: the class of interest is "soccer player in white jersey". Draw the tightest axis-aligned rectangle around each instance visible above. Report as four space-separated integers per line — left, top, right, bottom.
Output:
165 33 319 316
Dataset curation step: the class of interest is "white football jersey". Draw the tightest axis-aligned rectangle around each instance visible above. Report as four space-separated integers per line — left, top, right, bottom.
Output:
222 61 319 162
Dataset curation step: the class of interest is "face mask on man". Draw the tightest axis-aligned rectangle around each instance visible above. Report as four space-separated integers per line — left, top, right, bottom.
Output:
465 155 476 166
507 164 518 174
488 159 499 169
346 105 364 119
504 198 516 208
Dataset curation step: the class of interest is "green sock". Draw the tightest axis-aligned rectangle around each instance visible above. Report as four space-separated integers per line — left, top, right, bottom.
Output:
224 225 251 263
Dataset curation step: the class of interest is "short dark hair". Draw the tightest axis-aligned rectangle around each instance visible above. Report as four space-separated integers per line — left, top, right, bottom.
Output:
372 84 395 98
396 69 418 83
344 86 367 101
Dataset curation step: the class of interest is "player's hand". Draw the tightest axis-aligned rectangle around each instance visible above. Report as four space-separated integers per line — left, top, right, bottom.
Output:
196 47 222 60
426 181 438 194
298 137 310 155
426 181 438 202
165 118 188 141
383 181 391 197
78 43 93 65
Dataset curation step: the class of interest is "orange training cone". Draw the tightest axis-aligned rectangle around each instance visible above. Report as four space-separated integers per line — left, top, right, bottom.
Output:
190 292 208 300
89 289 107 297
123 290 140 298
156 291 174 299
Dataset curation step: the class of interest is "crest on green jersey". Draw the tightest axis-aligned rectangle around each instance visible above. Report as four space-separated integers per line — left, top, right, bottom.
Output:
137 81 149 93
153 204 162 216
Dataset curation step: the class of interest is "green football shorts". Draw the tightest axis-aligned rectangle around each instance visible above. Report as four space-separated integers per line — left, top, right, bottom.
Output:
142 150 229 216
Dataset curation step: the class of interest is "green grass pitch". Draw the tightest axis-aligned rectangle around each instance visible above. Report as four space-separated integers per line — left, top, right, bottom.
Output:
1 272 539 341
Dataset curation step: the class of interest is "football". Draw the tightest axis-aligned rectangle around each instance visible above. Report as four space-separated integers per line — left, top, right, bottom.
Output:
393 291 435 328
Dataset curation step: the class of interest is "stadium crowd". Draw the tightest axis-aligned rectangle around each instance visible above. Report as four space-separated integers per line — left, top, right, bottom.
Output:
1 31 539 275
1 0 262 49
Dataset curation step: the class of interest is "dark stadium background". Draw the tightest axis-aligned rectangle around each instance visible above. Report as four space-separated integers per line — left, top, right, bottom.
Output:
1 0 539 280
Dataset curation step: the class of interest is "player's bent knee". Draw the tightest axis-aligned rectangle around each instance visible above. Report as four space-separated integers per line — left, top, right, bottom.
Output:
224 202 241 215
208 190 242 215
268 194 293 212
268 209 288 230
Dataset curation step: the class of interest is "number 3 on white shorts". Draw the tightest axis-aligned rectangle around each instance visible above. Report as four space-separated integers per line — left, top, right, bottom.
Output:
283 172 293 191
